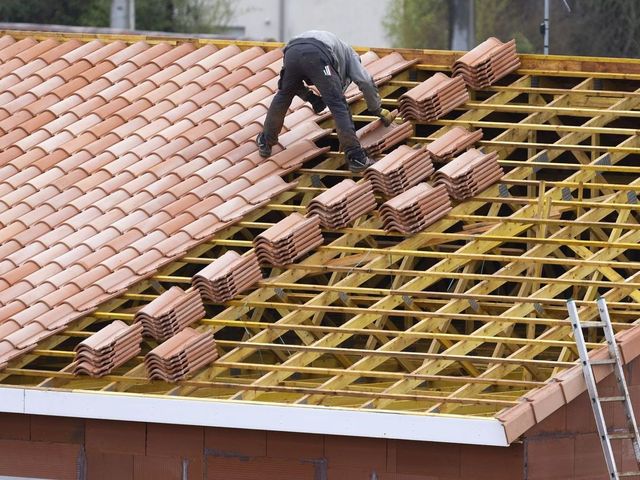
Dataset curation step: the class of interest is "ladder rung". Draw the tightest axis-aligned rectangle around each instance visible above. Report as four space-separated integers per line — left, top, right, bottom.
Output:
582 321 606 328
600 396 626 402
618 472 640 477
590 359 617 365
608 432 636 439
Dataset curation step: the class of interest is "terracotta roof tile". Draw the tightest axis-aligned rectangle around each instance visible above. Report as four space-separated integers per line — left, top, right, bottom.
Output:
433 148 504 200
380 183 452 234
73 320 142 377
308 179 377 229
0 37 38 62
126 42 173 69
193 251 262 303
135 287 204 341
356 114 413 157
399 73 469 122
426 127 483 163
255 213 324 266
145 327 218 382
220 46 265 71
58 40 103 65
0 35 16 52
452 37 520 89
367 52 418 82
0 39 56 77
103 41 149 69
365 144 435 197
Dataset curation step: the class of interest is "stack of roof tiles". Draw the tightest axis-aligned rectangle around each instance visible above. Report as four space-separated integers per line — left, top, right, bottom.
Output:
426 127 483 163
356 115 413 156
73 320 142 377
452 37 520 89
254 212 323 266
364 145 434 197
308 179 377 229
134 286 205 341
398 73 469 122
0 34 415 370
380 183 452 234
145 327 217 382
433 148 504 201
192 250 262 303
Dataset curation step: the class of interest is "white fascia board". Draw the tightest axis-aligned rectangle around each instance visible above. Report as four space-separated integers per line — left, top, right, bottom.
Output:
0 385 509 447
0 386 24 413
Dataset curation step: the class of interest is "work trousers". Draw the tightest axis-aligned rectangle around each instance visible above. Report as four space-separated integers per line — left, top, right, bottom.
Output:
262 42 361 154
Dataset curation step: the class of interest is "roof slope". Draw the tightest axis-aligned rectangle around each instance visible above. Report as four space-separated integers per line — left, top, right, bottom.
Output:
0 34 411 367
1 31 640 446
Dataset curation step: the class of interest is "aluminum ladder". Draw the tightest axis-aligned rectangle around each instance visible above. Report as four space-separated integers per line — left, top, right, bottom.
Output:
568 297 640 479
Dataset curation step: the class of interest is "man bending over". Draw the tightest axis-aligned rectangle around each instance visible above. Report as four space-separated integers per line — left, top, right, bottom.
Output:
256 30 393 173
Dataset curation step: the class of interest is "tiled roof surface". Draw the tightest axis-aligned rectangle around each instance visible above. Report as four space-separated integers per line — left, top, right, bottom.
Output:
0 34 414 369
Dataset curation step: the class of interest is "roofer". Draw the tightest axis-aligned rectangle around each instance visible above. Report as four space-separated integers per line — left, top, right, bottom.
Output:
256 30 394 173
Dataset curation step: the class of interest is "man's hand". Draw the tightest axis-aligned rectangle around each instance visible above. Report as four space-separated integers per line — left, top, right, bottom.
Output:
308 92 326 114
377 108 395 127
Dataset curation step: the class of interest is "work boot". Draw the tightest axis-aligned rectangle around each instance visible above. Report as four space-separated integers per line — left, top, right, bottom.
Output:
346 148 375 173
256 132 272 158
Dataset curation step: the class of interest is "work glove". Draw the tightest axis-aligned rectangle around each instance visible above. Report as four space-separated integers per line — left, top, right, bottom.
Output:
307 92 326 114
376 108 395 127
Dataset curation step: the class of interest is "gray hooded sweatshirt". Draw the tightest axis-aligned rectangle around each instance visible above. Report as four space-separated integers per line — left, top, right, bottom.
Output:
291 30 382 113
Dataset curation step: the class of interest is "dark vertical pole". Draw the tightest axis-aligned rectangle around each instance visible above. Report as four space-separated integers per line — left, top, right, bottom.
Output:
449 0 472 50
278 0 285 42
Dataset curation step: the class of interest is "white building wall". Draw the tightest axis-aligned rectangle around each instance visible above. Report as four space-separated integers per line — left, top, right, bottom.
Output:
232 0 392 48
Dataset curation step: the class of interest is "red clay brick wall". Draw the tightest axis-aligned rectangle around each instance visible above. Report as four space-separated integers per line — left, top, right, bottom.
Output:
523 359 640 479
0 412 524 480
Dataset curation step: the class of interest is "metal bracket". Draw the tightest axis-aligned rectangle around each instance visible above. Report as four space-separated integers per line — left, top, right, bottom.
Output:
530 76 540 88
628 191 638 204
533 151 549 173
562 187 573 201
310 174 323 188
534 302 545 315
595 153 611 166
274 287 286 300
402 294 413 307
498 183 510 198
468 299 480 312
339 291 350 304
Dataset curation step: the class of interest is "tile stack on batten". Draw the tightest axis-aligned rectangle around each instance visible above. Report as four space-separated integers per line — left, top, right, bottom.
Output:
452 37 520 89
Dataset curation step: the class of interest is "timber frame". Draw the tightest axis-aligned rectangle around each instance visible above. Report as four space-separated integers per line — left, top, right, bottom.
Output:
1 30 640 439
